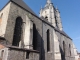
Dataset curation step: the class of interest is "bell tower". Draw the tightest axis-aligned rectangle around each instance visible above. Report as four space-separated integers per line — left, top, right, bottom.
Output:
39 0 56 27
39 0 63 30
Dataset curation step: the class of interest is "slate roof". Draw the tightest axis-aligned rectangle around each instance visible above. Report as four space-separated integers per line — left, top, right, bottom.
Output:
41 17 72 39
10 0 36 16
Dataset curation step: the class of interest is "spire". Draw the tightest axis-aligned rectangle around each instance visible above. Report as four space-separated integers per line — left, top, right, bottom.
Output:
47 0 51 4
56 6 58 10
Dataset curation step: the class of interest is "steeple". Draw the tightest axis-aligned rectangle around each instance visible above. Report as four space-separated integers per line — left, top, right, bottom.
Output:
45 0 52 7
40 0 56 27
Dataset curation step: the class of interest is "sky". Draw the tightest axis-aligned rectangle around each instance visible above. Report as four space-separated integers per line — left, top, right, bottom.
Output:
0 0 80 52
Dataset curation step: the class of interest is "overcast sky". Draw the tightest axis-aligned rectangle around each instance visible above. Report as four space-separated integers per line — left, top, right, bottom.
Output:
0 0 80 52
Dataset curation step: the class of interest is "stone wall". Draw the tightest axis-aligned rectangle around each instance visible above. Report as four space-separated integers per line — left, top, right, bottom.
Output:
56 31 75 60
3 2 42 60
0 48 8 60
42 22 55 60
0 2 11 37
7 47 39 60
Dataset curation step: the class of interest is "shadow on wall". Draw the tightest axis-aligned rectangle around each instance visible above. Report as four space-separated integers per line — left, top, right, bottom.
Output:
59 45 65 60
33 23 45 60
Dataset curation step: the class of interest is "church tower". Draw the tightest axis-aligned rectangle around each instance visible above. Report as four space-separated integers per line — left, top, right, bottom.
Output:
40 0 63 30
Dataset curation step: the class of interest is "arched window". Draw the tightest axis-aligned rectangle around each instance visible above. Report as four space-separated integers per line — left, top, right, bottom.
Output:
47 29 50 52
12 17 23 46
63 41 65 54
62 41 65 60
69 44 71 56
33 24 37 50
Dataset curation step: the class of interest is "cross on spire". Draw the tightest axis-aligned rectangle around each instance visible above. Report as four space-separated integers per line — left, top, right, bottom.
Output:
47 0 51 4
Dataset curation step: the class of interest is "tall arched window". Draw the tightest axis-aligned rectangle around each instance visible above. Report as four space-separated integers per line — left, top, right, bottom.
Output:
63 41 65 60
69 44 71 56
47 29 50 52
33 24 37 50
63 41 65 54
12 17 23 46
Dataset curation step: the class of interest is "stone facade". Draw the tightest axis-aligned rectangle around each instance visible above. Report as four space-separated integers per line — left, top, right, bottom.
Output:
0 0 78 60
78 53 80 60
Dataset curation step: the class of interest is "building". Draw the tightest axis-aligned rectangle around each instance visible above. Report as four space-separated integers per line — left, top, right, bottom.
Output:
0 0 78 60
78 53 80 60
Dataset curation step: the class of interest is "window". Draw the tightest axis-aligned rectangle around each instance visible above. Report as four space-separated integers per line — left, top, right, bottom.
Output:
69 44 71 56
0 13 3 25
26 52 30 59
47 29 50 52
0 13 3 18
12 17 23 46
55 19 58 28
1 50 4 58
45 16 48 20
63 41 65 54
33 24 37 50
62 41 65 60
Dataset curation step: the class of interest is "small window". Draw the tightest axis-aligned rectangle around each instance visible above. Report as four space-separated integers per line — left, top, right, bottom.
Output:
1 50 4 58
45 16 48 20
26 52 30 59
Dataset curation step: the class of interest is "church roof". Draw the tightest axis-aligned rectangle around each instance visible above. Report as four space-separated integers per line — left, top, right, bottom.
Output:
10 0 36 16
0 0 72 40
41 17 72 40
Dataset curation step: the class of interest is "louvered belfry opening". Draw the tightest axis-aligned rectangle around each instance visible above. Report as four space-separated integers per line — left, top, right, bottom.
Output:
12 17 23 46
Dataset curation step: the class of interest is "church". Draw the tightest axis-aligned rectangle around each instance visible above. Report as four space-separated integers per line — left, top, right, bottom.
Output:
0 0 79 60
